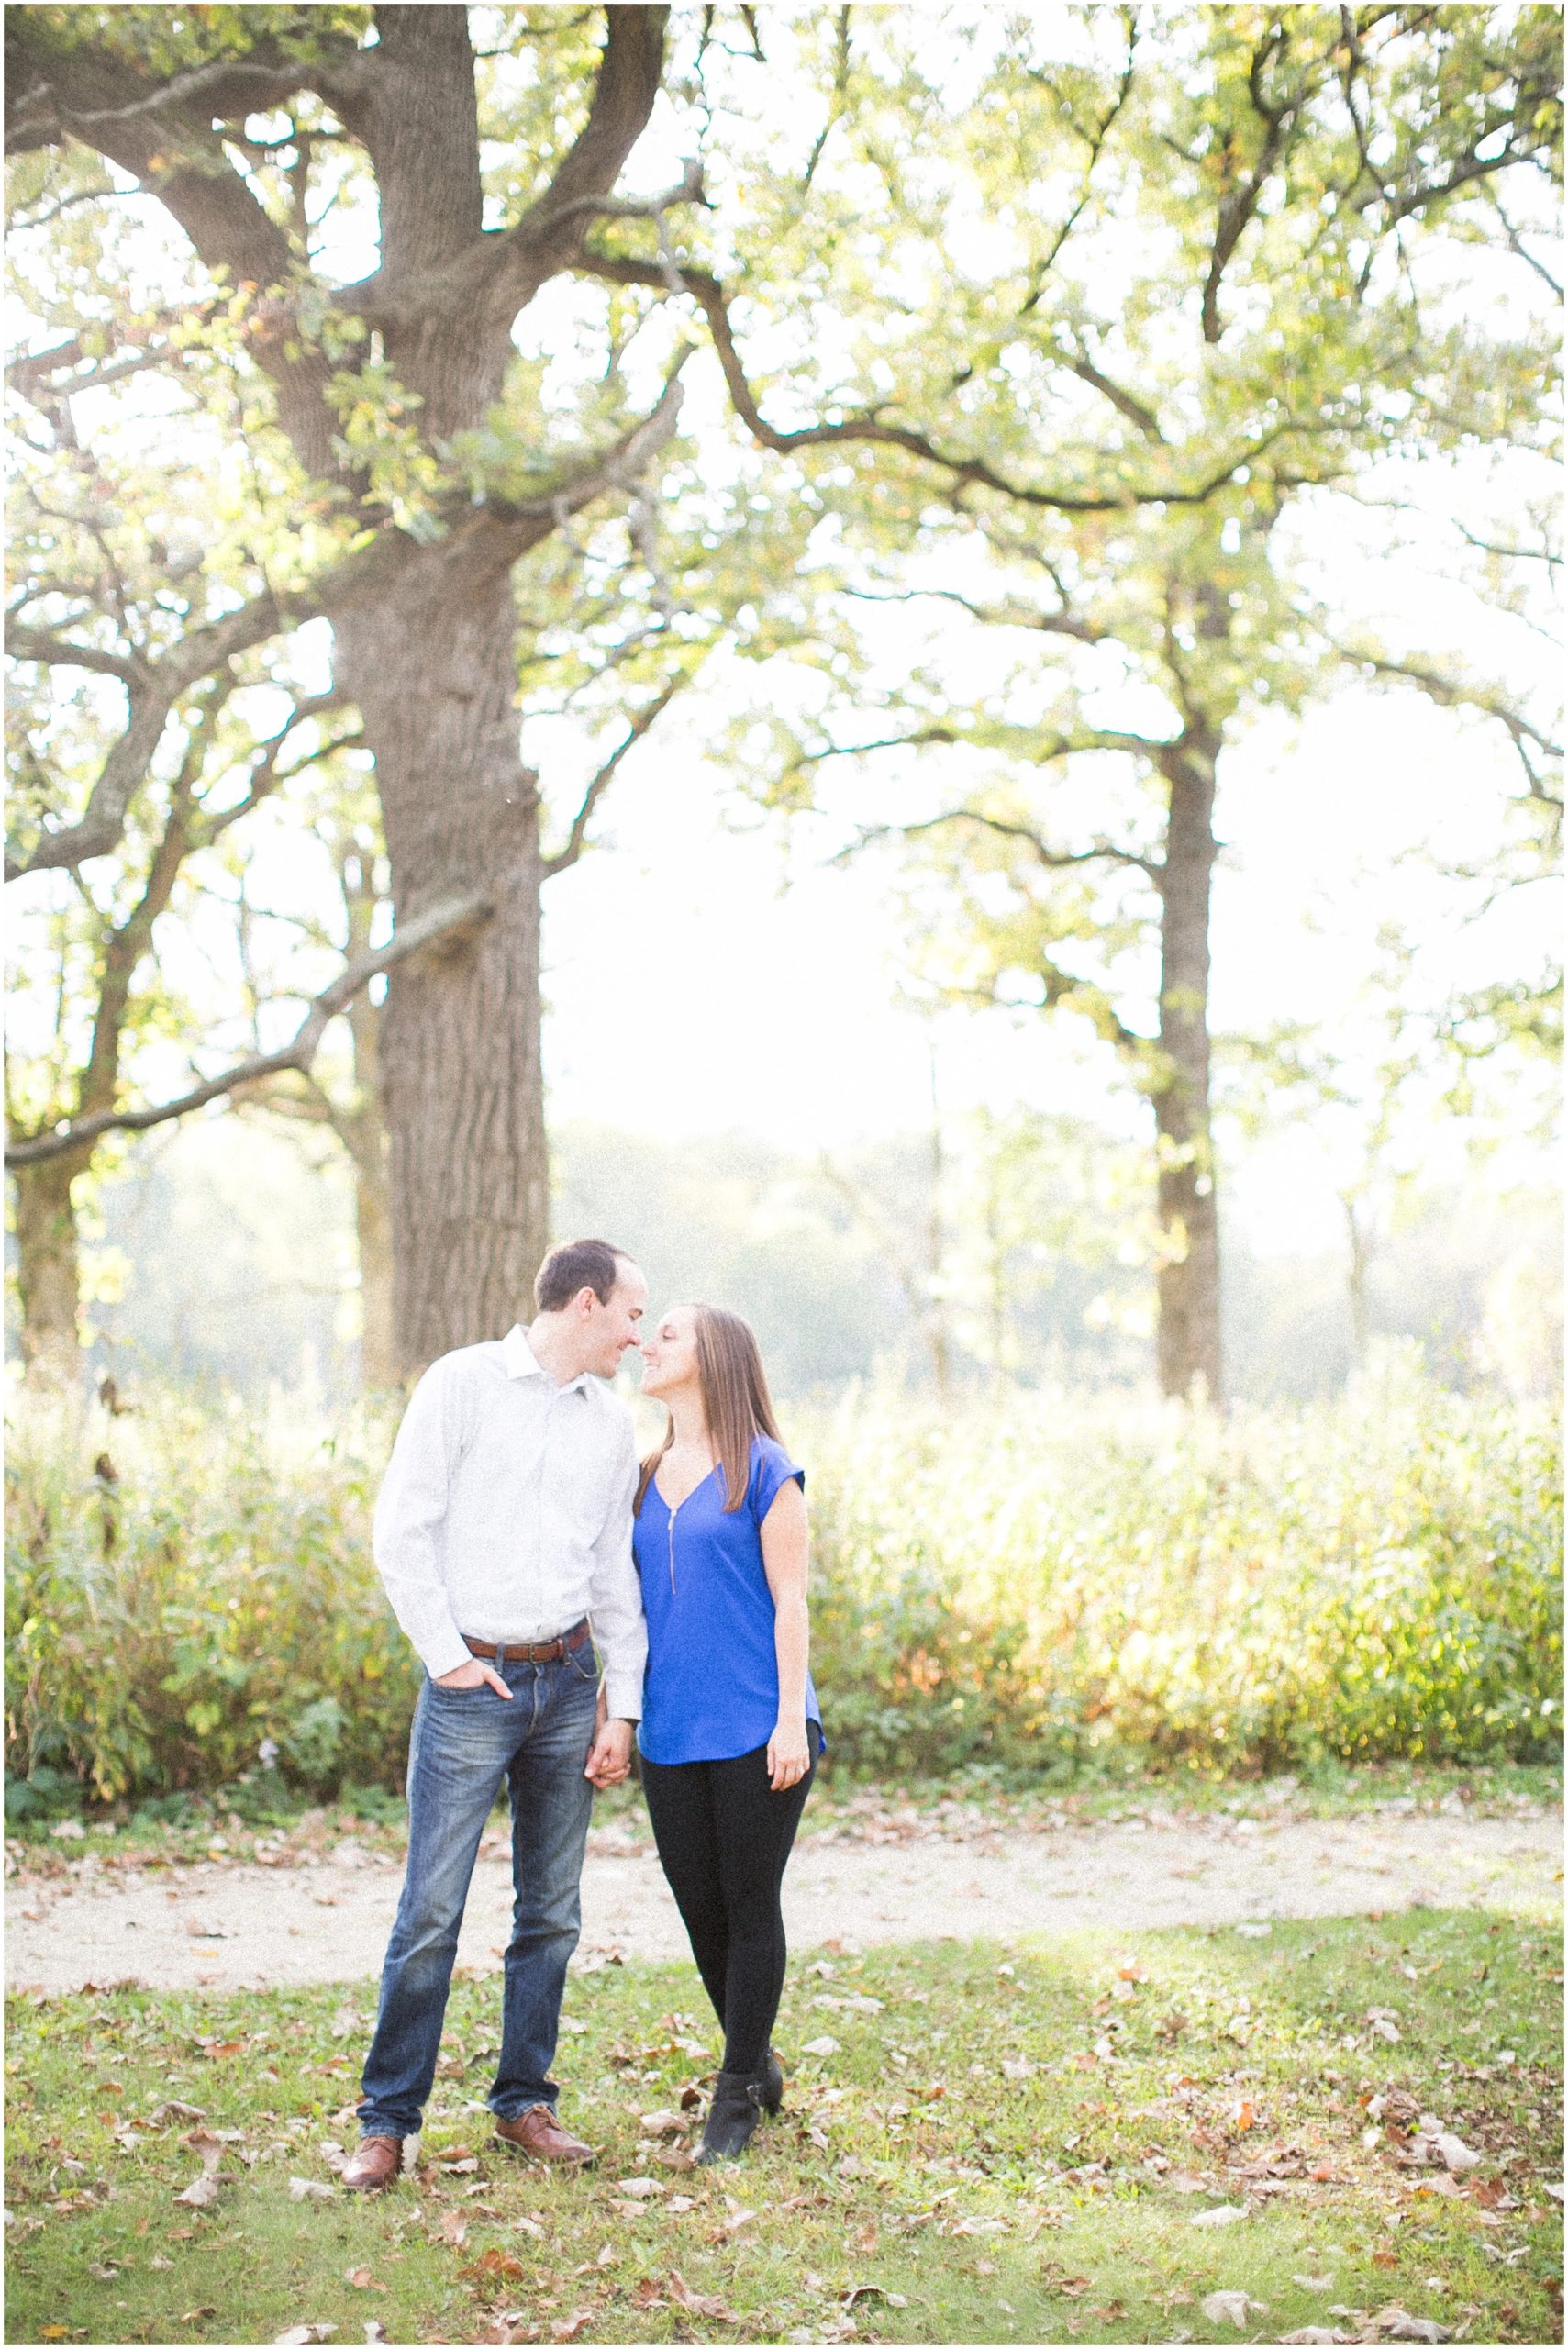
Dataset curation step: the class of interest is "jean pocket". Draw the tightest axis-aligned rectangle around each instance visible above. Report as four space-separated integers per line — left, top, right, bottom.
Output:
565 1642 600 1685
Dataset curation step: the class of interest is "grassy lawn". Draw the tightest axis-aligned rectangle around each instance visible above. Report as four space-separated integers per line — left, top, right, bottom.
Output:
6 1905 1562 2346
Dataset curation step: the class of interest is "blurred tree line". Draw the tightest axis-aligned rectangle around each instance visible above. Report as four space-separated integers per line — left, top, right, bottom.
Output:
47 1110 1560 1408
6 2 1561 1403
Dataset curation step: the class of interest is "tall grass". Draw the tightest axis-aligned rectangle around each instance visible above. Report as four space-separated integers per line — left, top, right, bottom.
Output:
802 1357 1562 1776
5 1357 1561 1812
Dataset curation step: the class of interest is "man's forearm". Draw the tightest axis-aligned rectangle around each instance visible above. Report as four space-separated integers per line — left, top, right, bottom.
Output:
588 1584 647 1720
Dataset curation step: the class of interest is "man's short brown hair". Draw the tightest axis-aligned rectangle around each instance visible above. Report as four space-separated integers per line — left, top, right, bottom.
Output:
534 1238 631 1315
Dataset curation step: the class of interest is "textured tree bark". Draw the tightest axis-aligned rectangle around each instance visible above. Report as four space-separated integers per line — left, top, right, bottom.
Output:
13 1155 85 1384
334 547 547 1373
335 856 395 1393
1153 741 1222 1402
353 1136 397 1391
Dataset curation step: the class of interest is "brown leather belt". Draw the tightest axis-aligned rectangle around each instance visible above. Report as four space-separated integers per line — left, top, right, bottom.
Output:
463 1620 591 1665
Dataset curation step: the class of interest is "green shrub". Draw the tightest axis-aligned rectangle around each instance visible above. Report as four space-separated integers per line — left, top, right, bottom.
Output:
802 1358 1562 1777
3 1357 1561 1808
5 1388 417 1807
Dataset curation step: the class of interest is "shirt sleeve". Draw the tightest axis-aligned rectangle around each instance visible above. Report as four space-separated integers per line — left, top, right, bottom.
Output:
750 1435 806 1527
587 1412 648 1720
372 1356 473 1682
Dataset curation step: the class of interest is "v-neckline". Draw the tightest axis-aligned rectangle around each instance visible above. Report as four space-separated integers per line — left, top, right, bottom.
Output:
654 1462 719 1514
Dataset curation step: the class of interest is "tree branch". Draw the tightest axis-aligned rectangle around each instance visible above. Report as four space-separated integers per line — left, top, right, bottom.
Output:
1062 346 1165 442
528 156 706 243
6 528 417 880
200 696 361 841
1483 186 1564 298
800 719 1175 768
541 677 683 877
4 31 375 152
576 250 1303 512
833 807 1159 878
1453 520 1562 570
1201 32 1305 344
359 4 677 333
4 19 344 474
1334 640 1562 807
6 623 145 686
6 888 490 1165
841 584 1102 644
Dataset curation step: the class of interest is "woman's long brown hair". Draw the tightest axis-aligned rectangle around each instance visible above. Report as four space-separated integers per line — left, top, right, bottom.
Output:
637 1305 784 1515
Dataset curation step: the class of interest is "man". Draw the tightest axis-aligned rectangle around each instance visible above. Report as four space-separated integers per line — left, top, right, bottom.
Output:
342 1239 649 2192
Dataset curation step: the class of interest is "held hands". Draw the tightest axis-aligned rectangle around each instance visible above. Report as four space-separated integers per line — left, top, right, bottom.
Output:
767 1716 811 1793
584 1716 633 1788
437 1658 512 1698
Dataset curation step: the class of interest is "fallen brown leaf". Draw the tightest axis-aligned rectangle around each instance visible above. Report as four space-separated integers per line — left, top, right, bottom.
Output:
172 2172 222 2209
438 2212 469 2248
668 2271 742 2321
471 2250 527 2282
1368 2309 1453 2343
549 2312 593 2342
1202 2288 1269 2328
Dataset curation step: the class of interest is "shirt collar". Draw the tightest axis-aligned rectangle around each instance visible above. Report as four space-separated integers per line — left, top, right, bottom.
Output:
501 1324 592 1395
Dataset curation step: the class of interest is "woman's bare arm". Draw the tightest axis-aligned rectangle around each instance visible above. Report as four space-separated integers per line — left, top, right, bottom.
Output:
761 1477 812 1791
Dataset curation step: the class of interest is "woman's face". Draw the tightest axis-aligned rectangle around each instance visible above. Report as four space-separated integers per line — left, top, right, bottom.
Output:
639 1304 701 1400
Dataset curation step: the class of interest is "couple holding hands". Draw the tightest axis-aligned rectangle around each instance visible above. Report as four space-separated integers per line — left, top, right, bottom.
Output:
341 1238 823 2191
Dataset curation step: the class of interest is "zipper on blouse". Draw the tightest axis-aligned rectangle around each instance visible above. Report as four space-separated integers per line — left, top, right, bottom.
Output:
667 1501 676 1596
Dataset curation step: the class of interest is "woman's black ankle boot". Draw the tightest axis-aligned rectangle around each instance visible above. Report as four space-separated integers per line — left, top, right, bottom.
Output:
695 2070 765 2164
760 2047 784 2115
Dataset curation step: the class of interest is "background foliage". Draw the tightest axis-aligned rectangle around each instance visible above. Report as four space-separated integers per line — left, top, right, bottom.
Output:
6 1362 1558 1816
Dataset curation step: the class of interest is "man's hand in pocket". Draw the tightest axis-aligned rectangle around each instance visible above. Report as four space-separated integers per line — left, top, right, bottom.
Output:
437 1659 512 1697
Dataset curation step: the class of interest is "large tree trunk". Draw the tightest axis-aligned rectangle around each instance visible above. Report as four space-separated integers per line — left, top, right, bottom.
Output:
334 547 548 1375
334 843 397 1391
1153 740 1222 1402
2 7 671 1382
13 1156 84 1384
353 1138 397 1391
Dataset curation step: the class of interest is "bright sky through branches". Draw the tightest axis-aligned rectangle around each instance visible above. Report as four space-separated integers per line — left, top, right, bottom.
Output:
6 6 1559 1278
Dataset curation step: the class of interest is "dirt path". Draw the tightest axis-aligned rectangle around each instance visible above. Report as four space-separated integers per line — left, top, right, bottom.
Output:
6 1807 1558 1997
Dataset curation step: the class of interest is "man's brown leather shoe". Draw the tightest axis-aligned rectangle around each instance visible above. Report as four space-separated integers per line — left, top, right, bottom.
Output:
340 2135 403 2193
494 2104 595 2167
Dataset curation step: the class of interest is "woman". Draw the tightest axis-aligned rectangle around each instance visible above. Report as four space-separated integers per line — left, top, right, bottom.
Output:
634 1301 822 2165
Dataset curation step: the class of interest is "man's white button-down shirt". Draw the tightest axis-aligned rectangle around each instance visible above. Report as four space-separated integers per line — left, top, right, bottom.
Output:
372 1325 647 1718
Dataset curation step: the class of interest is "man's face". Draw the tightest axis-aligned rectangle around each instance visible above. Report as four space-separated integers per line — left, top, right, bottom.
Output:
581 1261 648 1378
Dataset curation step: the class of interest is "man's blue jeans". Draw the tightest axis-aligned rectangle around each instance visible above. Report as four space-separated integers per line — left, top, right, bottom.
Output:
357 1644 599 2141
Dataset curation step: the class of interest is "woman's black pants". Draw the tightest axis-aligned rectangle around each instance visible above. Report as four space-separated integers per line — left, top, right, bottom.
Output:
639 1728 818 2076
